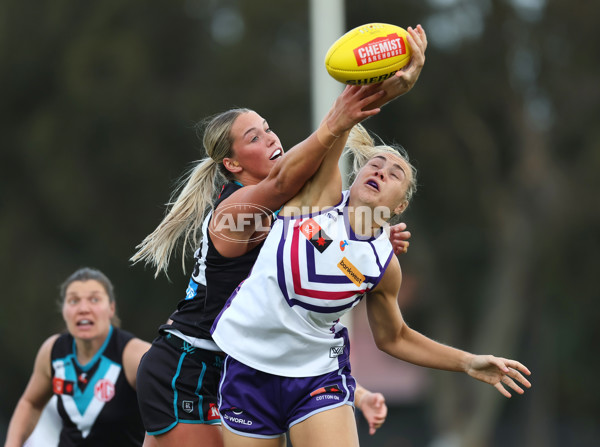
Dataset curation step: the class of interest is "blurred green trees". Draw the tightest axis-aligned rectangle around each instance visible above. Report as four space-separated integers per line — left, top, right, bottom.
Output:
1 0 598 446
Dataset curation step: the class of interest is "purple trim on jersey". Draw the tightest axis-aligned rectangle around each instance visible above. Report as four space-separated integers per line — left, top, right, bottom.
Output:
369 250 395 290
305 238 382 284
342 206 385 242
276 221 362 313
276 218 292 303
334 325 351 370
210 279 245 335
368 240 385 272
277 223 363 313
275 193 345 221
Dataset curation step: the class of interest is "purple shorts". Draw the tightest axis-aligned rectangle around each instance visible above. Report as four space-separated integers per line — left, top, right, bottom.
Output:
218 356 356 438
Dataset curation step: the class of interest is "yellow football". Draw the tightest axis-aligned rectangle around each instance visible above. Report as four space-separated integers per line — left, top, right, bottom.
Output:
325 23 412 85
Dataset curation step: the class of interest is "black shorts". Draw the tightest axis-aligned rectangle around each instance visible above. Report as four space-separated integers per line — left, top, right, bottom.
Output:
136 332 226 435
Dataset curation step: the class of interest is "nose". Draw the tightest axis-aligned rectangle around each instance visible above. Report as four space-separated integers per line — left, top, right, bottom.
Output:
77 300 91 313
266 130 278 146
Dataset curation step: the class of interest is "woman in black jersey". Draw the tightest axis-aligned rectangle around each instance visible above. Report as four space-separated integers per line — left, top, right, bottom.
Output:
130 25 428 447
4 267 156 447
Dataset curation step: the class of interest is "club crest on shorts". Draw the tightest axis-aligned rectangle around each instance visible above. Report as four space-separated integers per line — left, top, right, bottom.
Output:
182 400 194 413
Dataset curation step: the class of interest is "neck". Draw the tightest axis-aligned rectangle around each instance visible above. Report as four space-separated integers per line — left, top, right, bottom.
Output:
346 205 387 239
74 331 109 365
233 173 261 187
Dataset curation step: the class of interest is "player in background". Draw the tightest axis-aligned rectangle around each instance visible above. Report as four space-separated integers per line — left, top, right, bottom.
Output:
4 267 156 447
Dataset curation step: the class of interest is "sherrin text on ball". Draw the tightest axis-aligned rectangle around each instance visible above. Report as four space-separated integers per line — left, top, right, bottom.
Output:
325 23 412 85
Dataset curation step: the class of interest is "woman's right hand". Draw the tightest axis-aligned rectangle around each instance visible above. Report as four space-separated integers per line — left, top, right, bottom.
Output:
325 84 387 136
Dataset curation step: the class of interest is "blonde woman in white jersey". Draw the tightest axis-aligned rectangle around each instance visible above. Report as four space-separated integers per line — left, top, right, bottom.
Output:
210 100 532 447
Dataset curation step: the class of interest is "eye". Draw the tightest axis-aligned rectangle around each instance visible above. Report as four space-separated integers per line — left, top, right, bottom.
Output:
266 127 272 133
250 135 259 142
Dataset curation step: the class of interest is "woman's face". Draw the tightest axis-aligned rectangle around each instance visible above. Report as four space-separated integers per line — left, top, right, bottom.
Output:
62 280 115 342
227 111 284 182
350 152 413 216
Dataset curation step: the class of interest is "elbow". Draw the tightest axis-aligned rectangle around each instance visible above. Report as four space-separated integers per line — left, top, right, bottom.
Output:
373 332 401 356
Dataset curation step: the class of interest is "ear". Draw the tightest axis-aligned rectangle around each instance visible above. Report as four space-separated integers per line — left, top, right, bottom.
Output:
109 301 116 319
223 157 242 174
394 200 408 216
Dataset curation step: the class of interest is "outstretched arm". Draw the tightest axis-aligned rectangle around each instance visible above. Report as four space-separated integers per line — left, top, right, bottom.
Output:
211 84 386 257
4 335 57 447
366 258 532 398
284 25 428 213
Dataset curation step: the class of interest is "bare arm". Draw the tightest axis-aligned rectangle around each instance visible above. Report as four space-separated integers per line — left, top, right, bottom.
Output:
4 335 58 447
211 85 386 257
122 338 151 390
365 258 532 397
283 26 428 214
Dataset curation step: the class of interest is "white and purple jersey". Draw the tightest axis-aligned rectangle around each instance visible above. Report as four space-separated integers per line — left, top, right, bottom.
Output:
211 191 394 377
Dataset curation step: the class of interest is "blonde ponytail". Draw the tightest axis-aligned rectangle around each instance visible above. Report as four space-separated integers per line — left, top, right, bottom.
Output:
130 158 221 277
131 107 252 277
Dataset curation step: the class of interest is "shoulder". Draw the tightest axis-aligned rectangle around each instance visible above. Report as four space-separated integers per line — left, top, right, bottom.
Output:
122 337 151 389
371 255 401 297
36 334 61 375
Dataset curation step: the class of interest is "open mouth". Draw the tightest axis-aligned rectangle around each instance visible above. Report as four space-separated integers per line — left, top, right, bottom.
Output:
269 149 282 160
76 319 93 327
366 180 379 191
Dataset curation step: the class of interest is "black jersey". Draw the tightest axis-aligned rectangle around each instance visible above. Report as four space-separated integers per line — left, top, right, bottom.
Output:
50 327 144 447
163 182 264 340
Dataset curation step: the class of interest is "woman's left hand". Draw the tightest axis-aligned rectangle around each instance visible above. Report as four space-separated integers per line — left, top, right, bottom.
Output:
467 355 532 398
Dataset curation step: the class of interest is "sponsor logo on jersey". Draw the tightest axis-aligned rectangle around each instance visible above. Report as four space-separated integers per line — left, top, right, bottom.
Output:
182 400 194 413
340 240 348 251
53 377 75 396
337 257 365 286
329 345 345 358
207 403 221 420
94 379 115 402
310 384 343 397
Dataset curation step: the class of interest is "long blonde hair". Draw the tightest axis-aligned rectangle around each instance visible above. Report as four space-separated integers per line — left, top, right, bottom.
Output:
344 124 418 205
131 108 252 277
